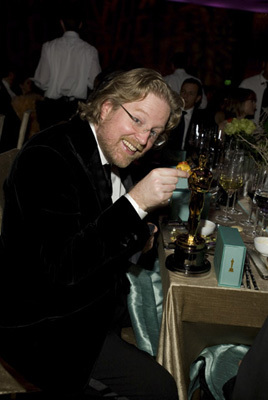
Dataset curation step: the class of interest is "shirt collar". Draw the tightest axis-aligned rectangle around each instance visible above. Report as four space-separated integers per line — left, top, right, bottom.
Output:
63 31 80 39
183 107 194 115
260 73 268 85
175 68 186 73
90 122 109 166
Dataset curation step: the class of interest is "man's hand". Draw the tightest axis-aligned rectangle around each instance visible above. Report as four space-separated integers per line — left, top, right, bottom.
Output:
129 168 189 212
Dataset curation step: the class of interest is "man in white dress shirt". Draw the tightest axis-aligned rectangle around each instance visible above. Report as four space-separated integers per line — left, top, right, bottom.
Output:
34 9 101 130
239 59 268 125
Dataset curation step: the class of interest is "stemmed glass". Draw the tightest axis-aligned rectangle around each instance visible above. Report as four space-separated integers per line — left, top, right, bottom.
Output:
229 149 244 215
240 168 261 228
216 150 244 224
254 169 268 235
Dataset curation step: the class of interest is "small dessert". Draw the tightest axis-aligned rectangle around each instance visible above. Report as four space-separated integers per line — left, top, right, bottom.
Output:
176 161 191 173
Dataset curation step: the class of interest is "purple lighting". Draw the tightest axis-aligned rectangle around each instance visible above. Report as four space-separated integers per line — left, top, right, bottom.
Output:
168 0 268 13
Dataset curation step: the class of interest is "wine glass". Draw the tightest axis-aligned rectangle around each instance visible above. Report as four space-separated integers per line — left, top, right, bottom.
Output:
229 149 244 215
255 183 268 236
240 168 262 228
216 150 244 224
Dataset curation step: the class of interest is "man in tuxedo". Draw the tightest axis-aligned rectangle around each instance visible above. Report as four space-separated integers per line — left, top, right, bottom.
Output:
178 78 203 151
164 52 207 109
0 68 188 399
161 77 207 166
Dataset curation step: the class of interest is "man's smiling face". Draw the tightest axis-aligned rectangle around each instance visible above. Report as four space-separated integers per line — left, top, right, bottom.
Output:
95 93 170 168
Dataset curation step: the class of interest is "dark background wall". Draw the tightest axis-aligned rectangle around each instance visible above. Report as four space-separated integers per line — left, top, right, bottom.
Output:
1 0 268 91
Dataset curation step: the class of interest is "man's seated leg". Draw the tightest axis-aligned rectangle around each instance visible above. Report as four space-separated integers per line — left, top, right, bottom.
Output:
89 331 178 400
231 316 268 400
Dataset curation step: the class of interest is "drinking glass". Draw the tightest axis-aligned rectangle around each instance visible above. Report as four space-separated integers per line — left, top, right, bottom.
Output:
240 169 261 228
229 150 244 215
249 168 268 235
255 191 268 235
216 150 244 224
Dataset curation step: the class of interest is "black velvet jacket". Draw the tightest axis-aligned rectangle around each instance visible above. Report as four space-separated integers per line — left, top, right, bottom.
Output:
0 115 150 393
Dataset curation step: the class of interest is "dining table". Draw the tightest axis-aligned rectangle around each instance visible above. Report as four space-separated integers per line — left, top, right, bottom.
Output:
156 197 268 400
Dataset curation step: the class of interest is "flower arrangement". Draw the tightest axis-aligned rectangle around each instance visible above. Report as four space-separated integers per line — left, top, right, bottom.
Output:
224 118 256 136
224 117 268 166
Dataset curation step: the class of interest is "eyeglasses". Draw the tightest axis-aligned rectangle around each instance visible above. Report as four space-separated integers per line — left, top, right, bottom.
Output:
120 104 164 145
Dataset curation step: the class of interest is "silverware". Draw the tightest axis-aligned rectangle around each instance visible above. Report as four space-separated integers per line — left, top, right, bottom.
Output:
241 254 260 290
247 249 268 280
244 262 251 289
247 264 259 290
245 255 259 290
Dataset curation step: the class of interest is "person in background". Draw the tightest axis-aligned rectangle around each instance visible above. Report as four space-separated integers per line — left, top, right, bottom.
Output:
33 8 101 130
178 78 203 151
161 77 213 166
239 57 268 125
0 63 21 152
164 52 207 109
0 68 188 400
216 87 257 132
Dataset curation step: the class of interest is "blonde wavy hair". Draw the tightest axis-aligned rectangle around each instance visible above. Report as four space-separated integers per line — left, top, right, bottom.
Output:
79 68 184 146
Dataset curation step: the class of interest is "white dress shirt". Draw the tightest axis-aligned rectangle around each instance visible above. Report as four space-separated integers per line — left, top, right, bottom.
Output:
239 72 267 124
90 123 147 219
34 31 101 99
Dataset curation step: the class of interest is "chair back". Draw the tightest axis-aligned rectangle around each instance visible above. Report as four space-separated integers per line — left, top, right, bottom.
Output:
0 148 20 213
0 115 5 142
17 110 31 150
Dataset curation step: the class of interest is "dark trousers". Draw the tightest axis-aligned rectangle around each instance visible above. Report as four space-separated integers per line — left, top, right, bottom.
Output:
89 331 179 400
223 316 268 400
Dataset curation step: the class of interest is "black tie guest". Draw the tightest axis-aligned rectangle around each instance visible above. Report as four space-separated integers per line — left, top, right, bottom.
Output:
180 78 219 167
178 78 203 152
160 77 211 166
0 68 188 399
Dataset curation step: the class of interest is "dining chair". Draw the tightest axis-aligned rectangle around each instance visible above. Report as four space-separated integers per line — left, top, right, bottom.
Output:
0 356 40 397
17 109 31 149
0 114 5 143
0 148 20 214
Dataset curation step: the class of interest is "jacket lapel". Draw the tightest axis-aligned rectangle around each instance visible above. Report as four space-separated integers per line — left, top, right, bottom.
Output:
88 148 113 210
67 117 113 211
